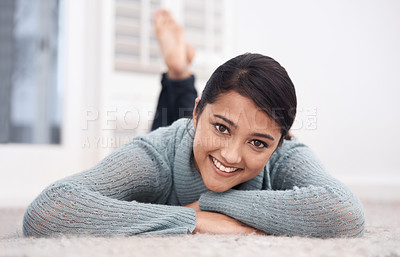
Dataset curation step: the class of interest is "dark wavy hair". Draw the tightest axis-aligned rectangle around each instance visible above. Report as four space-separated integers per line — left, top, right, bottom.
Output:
194 53 297 146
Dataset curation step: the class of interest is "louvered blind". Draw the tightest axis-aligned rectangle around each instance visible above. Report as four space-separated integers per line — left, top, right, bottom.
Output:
183 0 224 54
114 0 227 74
114 0 162 72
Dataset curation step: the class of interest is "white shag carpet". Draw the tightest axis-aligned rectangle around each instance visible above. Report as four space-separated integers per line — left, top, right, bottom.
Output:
1 185 399 257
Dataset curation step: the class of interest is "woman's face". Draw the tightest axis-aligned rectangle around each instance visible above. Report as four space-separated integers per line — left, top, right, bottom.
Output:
192 91 282 192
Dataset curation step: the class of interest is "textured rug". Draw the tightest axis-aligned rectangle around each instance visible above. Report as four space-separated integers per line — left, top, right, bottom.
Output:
1 186 399 257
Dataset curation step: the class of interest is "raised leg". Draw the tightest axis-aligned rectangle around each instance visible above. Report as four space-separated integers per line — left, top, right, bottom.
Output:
154 9 195 80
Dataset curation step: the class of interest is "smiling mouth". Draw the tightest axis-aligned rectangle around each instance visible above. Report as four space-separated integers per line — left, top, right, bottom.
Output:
210 155 241 173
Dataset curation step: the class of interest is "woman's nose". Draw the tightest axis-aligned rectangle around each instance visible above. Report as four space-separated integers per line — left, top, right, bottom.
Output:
220 141 242 165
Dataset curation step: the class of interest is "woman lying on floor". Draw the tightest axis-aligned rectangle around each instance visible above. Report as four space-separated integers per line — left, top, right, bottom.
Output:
23 9 365 238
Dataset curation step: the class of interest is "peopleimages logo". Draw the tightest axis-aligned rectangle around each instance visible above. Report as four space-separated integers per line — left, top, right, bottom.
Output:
291 107 318 130
80 106 154 149
79 106 318 149
82 135 132 149
81 106 146 131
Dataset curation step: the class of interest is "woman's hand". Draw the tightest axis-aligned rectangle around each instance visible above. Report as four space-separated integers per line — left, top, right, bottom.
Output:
185 200 200 212
184 201 264 235
194 211 265 235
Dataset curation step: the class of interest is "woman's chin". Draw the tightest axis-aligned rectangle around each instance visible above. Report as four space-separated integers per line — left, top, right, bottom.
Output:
204 182 232 193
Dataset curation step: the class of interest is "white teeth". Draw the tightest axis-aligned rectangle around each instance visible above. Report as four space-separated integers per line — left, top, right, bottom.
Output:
212 157 239 173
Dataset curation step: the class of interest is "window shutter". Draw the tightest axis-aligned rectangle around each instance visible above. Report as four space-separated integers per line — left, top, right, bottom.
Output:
114 0 163 73
114 0 228 75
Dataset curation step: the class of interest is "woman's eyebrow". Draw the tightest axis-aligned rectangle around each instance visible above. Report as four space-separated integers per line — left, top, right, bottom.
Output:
214 114 237 128
251 133 275 141
214 114 275 141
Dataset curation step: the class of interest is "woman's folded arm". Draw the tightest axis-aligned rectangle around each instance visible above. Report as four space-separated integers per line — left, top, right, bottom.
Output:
23 182 196 237
199 140 365 238
23 139 196 237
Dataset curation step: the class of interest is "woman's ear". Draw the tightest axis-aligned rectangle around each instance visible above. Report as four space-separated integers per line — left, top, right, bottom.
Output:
192 97 201 129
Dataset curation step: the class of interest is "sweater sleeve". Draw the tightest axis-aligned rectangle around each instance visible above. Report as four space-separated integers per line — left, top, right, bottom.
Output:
22 139 196 237
198 139 365 238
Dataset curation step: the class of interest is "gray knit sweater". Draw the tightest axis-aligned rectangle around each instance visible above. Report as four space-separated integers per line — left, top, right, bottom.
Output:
23 118 365 237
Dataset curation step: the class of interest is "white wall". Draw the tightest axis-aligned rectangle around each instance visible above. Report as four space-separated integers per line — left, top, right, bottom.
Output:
233 0 400 185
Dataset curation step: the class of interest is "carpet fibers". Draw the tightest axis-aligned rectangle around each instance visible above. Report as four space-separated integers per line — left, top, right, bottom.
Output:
1 188 399 257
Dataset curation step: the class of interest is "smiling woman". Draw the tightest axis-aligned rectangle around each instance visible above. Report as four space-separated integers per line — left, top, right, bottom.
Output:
191 52 295 194
192 91 283 193
22 9 365 238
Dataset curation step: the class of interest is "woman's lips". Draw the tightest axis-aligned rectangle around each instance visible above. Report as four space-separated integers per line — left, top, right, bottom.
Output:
209 155 242 177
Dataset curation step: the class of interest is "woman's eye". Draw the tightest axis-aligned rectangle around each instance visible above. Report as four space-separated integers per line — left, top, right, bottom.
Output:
250 140 267 149
215 124 229 134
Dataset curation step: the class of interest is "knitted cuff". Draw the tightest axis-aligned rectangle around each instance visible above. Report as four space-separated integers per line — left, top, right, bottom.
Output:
199 190 256 217
137 203 198 234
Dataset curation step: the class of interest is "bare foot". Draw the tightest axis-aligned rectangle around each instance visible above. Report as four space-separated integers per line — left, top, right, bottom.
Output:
154 9 195 80
186 43 196 65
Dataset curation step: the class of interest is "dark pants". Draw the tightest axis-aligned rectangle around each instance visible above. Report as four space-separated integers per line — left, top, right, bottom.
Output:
151 73 198 131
